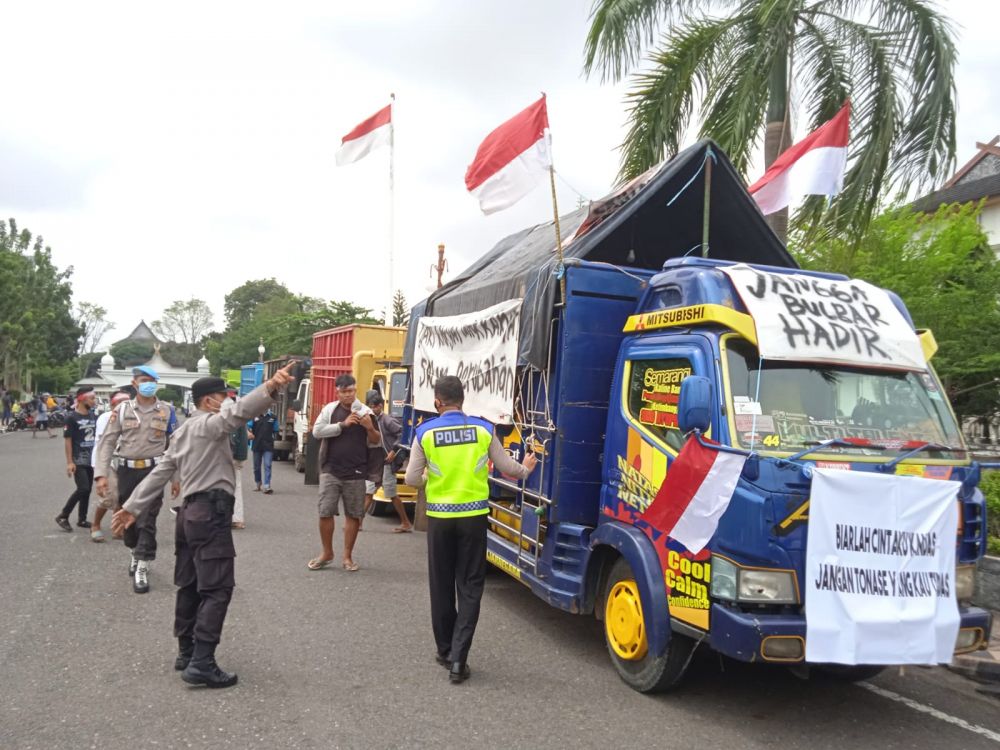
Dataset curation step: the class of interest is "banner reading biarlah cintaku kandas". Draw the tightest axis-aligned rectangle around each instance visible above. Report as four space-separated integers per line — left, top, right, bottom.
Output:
413 299 522 424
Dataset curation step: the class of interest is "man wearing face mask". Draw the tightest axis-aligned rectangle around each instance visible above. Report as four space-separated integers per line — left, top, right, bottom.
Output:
111 364 296 688
55 386 100 532
95 365 180 594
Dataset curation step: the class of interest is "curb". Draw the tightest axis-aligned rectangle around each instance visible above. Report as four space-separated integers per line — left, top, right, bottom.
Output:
948 652 1000 683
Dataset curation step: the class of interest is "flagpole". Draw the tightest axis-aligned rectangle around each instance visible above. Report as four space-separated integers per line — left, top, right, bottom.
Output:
547 139 567 306
387 93 395 326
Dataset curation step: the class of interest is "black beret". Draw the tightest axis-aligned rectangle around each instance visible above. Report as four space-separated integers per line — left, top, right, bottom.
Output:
192 377 228 402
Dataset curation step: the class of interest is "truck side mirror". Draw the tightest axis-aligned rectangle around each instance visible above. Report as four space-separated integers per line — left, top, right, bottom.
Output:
678 376 712 434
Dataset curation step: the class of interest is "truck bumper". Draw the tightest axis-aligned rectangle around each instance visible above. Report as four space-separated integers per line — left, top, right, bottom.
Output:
707 603 993 664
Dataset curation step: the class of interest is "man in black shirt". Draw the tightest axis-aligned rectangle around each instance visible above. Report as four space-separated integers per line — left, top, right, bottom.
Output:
249 410 277 494
308 374 378 572
56 386 99 531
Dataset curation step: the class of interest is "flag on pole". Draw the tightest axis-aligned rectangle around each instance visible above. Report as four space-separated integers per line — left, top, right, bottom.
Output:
336 103 393 166
748 101 850 215
465 95 551 215
641 437 746 554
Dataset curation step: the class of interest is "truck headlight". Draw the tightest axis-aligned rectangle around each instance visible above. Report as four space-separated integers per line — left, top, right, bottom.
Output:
710 556 738 601
955 564 976 602
738 569 798 604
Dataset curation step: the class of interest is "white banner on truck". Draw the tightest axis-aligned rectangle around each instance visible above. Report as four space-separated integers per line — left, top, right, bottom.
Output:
805 468 960 665
722 264 926 370
414 298 522 424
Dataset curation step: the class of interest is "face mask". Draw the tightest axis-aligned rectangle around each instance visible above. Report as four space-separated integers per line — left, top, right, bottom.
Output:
137 382 158 398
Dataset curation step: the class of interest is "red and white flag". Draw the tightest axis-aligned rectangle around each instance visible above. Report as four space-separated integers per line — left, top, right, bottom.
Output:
465 95 551 215
642 437 746 554
336 103 392 166
749 101 850 215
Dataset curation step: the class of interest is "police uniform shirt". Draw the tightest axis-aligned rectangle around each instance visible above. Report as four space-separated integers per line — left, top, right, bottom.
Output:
94 399 177 479
123 384 275 517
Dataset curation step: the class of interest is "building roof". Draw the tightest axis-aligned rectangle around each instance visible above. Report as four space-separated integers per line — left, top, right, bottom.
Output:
944 136 1000 188
910 173 1000 213
115 320 161 345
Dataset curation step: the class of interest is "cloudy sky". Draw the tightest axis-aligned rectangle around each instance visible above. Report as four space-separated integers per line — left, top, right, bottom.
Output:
2 1 997 352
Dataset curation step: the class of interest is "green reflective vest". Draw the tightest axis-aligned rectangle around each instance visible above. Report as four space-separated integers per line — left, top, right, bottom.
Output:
418 412 494 518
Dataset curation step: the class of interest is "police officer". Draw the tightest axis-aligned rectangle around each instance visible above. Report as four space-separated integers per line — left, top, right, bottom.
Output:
112 364 295 688
405 375 537 684
95 365 180 593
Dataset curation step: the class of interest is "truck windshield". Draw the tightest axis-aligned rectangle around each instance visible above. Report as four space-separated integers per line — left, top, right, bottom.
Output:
724 339 964 458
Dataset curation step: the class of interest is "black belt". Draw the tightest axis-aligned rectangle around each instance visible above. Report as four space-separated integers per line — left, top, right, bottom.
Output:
185 488 236 515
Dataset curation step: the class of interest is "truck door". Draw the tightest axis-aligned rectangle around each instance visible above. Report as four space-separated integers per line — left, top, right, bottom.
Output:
602 336 716 632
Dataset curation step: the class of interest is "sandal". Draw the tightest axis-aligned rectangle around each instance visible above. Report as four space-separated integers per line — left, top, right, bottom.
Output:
392 526 413 534
307 557 333 571
91 529 106 543
342 561 360 572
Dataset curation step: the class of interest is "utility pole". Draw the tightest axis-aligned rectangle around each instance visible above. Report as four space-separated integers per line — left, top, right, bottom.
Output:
431 243 449 289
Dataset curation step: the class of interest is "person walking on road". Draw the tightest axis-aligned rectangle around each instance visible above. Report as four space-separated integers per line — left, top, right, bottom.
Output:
55 387 99 532
112 364 296 689
308 374 379 572
94 366 179 594
405 375 537 684
33 394 56 439
361 392 411 533
249 409 277 494
229 391 249 530
2 390 13 428
89 389 133 542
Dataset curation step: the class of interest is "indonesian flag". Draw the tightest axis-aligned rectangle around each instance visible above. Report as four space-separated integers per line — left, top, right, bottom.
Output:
336 103 392 166
465 95 551 215
749 101 850 215
642 436 746 554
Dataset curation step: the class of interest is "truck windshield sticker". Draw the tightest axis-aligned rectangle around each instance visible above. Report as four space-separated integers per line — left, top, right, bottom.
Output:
723 264 926 371
627 360 691 451
414 298 522 424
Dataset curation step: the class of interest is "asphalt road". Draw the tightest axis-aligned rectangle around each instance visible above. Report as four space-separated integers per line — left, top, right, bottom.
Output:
2 430 999 750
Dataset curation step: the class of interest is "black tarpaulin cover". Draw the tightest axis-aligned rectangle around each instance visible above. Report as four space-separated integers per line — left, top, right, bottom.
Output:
404 140 798 370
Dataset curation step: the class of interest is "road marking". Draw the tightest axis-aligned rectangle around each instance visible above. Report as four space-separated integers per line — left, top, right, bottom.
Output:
860 681 1000 744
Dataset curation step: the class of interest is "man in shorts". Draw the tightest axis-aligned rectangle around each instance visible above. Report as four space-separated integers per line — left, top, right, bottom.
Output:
361 391 411 533
308 374 378 572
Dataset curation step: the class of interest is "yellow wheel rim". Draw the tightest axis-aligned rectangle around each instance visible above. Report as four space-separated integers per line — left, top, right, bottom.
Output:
605 579 648 661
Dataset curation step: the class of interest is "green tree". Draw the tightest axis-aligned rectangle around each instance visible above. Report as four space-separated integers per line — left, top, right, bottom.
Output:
793 201 1000 419
584 0 957 240
392 290 409 327
224 279 293 329
110 340 154 370
0 219 81 391
75 302 115 356
153 298 214 344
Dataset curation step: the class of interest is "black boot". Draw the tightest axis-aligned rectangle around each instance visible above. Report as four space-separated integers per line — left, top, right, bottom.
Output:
181 640 238 688
449 661 471 684
174 636 194 671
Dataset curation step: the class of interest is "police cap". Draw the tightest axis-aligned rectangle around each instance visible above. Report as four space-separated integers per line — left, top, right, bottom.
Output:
192 377 228 402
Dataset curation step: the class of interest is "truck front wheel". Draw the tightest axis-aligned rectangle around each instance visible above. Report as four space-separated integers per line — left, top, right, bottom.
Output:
602 557 696 693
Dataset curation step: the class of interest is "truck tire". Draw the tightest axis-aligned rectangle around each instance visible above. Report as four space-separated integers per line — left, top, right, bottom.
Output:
602 557 696 693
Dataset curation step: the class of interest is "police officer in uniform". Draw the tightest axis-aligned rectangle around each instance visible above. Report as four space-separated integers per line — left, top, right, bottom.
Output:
405 376 537 683
112 366 295 688
95 365 180 594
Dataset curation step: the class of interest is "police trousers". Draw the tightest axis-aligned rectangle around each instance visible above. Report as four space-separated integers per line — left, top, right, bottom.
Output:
174 491 236 645
426 514 489 664
117 465 163 561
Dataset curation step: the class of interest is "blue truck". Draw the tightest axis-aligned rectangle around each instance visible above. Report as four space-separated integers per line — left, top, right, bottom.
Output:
240 362 264 397
402 142 992 692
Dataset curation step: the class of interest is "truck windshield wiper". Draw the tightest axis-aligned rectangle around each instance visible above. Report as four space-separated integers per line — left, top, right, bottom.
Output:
879 442 967 472
784 438 885 463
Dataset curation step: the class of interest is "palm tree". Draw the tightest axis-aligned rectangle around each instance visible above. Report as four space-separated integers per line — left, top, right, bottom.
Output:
584 0 957 240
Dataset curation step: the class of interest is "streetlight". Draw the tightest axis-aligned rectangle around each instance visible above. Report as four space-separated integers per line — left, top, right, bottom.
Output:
258 338 265 363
